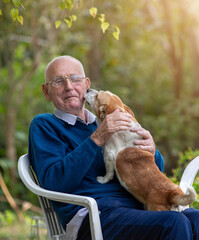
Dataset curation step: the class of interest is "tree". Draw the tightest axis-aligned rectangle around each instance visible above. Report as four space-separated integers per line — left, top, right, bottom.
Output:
0 0 199 188
0 0 60 181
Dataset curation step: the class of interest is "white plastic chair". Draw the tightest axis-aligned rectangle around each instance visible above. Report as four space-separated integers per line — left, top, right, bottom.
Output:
18 154 103 240
18 154 199 240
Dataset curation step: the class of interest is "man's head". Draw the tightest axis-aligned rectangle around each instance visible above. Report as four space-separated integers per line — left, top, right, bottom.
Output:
42 56 90 118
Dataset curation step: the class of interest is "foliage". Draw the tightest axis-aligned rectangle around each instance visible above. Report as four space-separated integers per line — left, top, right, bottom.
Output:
1 0 24 25
0 0 120 40
0 210 47 240
0 210 18 225
171 148 199 182
0 0 199 211
170 149 199 209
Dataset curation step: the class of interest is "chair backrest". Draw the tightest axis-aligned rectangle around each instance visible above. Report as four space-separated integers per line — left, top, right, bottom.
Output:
18 154 66 239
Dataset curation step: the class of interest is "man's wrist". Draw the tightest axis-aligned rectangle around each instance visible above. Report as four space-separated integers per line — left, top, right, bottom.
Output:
90 132 103 146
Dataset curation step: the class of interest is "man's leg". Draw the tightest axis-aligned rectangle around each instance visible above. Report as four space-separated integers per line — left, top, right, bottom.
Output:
182 208 199 240
77 207 192 240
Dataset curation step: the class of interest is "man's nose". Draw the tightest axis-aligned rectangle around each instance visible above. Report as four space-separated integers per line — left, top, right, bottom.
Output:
64 78 73 89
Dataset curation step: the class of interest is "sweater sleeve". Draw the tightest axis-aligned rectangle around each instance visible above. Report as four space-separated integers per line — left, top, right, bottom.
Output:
29 118 101 193
154 148 164 172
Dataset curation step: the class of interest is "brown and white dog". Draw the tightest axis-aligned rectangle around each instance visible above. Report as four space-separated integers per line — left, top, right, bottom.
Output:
84 89 196 211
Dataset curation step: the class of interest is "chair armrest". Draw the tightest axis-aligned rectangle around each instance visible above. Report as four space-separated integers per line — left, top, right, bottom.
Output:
180 156 199 193
18 154 103 240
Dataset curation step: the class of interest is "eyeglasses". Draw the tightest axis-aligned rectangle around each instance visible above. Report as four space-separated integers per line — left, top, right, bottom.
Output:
47 75 86 87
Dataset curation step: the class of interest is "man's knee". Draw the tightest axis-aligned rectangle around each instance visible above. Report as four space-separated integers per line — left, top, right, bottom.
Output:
165 211 192 240
170 211 191 225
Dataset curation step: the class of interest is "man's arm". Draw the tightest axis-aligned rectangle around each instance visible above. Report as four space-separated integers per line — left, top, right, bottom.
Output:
29 117 101 193
90 109 133 146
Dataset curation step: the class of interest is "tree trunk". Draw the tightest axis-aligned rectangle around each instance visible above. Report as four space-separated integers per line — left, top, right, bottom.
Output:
189 29 199 97
86 25 103 86
5 108 17 182
3 7 58 183
160 0 184 99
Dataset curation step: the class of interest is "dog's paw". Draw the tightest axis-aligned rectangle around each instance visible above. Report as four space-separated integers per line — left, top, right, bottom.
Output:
97 176 110 184
171 205 189 212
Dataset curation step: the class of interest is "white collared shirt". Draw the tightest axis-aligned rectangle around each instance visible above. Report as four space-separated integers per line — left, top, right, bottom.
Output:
53 108 96 125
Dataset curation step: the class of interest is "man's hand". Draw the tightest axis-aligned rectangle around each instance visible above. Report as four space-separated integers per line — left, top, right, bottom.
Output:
131 127 156 155
91 109 132 146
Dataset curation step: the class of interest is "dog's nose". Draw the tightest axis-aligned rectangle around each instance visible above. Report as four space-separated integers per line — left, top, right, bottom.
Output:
87 88 91 93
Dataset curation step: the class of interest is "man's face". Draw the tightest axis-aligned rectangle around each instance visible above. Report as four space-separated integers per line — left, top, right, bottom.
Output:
43 58 90 115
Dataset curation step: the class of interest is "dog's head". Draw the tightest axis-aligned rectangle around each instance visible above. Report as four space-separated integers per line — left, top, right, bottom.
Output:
84 89 137 122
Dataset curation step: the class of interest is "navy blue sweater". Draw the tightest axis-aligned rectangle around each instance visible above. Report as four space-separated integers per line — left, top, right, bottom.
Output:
28 113 164 228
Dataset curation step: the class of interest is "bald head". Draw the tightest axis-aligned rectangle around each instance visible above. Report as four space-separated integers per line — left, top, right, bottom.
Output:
45 55 85 83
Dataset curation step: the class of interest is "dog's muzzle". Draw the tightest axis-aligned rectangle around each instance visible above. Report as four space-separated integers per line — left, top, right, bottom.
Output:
84 89 98 108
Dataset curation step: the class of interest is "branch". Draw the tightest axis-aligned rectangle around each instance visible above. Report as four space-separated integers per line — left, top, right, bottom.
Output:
0 173 24 222
0 196 42 214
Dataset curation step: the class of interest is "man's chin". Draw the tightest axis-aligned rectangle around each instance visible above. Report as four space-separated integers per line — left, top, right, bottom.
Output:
63 101 82 111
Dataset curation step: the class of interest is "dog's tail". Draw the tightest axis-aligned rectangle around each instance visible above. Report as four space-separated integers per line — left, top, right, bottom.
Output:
171 186 196 206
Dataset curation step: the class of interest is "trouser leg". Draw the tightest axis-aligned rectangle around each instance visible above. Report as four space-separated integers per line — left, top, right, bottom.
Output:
77 207 193 240
182 208 199 240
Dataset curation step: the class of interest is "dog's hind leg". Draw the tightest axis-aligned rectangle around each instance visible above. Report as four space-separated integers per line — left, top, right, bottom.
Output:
147 203 170 211
97 151 115 183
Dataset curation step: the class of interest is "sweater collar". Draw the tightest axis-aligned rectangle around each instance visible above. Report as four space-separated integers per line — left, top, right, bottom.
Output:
53 108 96 125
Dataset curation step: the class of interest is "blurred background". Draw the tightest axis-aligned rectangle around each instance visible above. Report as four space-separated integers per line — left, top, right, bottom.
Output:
0 0 199 239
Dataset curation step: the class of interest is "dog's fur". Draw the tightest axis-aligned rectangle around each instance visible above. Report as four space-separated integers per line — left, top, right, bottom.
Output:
84 89 196 211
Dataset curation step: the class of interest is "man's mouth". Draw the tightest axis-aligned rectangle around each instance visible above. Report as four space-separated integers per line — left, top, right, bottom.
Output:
64 95 77 99
63 96 78 100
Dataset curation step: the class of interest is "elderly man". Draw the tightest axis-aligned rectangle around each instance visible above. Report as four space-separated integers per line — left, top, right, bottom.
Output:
29 55 199 240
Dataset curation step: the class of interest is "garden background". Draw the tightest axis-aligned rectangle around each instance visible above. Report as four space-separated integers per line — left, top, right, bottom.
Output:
0 0 199 239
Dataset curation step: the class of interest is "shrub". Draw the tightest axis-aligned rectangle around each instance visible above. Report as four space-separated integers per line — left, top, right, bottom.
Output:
170 148 199 209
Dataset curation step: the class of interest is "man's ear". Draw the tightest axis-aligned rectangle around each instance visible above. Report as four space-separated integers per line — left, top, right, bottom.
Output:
85 77 91 90
42 84 51 101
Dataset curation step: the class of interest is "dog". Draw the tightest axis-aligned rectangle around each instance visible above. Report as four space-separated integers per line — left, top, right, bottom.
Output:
84 89 196 211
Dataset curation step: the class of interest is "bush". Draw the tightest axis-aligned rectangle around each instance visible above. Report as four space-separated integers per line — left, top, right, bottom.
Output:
0 210 47 240
170 148 199 209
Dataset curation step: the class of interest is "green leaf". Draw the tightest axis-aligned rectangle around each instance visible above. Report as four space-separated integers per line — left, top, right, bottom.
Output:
69 15 77 22
10 8 19 21
89 7 97 18
55 20 61 29
12 0 20 7
0 9 2 16
59 1 67 10
101 21 109 34
66 0 74 11
20 3 25 9
3 0 11 2
113 26 120 40
64 18 72 28
71 15 77 22
17 15 23 25
98 14 105 23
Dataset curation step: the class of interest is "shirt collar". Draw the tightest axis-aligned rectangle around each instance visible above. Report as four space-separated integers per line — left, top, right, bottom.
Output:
53 108 96 125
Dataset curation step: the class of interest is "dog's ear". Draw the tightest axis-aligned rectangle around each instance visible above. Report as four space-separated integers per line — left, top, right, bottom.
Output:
123 104 137 122
99 105 106 121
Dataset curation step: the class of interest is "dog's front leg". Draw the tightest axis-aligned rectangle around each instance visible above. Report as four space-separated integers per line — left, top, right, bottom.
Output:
97 150 115 184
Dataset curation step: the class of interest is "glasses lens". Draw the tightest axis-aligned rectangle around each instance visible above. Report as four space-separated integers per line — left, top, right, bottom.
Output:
70 75 84 83
52 78 65 87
